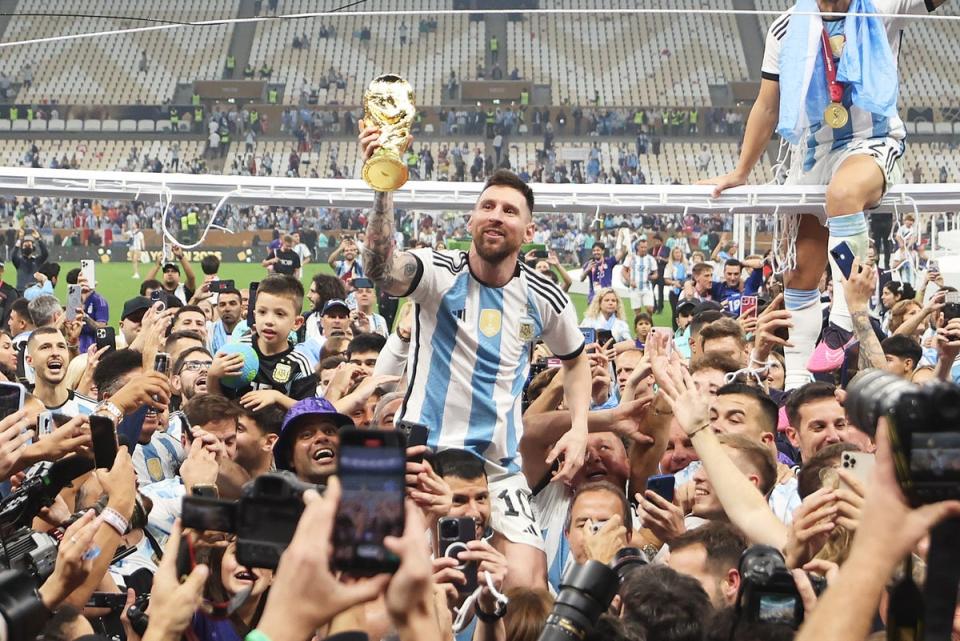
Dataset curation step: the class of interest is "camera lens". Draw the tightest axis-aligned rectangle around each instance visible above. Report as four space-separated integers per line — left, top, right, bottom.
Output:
846 370 915 437
538 561 619 641
440 520 459 538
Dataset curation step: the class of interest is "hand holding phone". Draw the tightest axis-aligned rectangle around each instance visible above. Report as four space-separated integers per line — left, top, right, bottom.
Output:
90 415 118 469
829 241 855 280
645 474 676 503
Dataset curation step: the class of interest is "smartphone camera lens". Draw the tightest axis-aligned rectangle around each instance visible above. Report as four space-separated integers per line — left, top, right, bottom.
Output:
440 520 460 539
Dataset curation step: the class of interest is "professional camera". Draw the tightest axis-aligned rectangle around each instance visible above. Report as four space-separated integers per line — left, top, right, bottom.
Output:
0 528 57 583
846 370 960 506
0 569 55 641
538 561 620 641
736 545 826 629
181 471 321 569
0 456 94 536
611 546 648 582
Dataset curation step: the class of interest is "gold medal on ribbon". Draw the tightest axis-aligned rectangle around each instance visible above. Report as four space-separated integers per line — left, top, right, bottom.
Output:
829 34 846 58
824 102 849 129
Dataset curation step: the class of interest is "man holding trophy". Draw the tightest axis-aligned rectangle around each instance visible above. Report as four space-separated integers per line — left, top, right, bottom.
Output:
358 74 592 589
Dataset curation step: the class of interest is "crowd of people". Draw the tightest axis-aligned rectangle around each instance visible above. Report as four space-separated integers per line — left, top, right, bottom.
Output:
0 105 955 641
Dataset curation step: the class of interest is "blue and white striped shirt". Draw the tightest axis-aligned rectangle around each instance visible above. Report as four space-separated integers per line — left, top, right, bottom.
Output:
397 249 584 475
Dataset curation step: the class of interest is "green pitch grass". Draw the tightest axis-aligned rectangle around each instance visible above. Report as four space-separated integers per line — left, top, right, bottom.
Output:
4 261 672 330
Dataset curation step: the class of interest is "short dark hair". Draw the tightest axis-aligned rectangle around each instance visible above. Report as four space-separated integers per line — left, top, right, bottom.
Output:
717 434 777 495
593 242 606 252
699 318 746 350
310 274 347 312
565 480 632 532
482 169 534 215
785 381 837 429
183 394 242 432
257 274 304 314
173 346 212 374
26 326 63 353
318 354 347 371
140 279 162 296
432 448 487 482
348 332 387 356
65 267 81 284
723 258 742 270
692 262 713 276
172 305 206 328
883 280 916 302
94 348 144 399
242 405 285 436
881 335 922 369
217 288 242 303
619 565 712 641
200 255 220 275
38 262 60 281
690 310 723 343
634 312 652 326
716 383 779 435
690 352 742 375
164 330 205 353
10 297 30 321
670 522 748 579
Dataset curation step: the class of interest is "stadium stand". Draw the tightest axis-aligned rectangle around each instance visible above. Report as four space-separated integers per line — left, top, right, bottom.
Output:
0 139 205 171
248 0 483 105
2 0 234 104
902 141 960 183
507 0 749 106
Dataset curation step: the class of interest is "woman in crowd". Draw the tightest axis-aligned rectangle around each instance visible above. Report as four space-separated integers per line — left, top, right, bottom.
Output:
191 540 274 641
580 287 631 342
663 245 690 328
879 281 915 335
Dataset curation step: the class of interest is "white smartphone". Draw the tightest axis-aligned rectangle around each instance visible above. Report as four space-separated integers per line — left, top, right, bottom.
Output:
66 284 82 319
37 411 54 437
840 451 875 490
80 259 95 287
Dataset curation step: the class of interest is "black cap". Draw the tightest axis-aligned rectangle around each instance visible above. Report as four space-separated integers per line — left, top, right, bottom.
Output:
676 300 697 316
122 296 152 321
162 262 180 273
692 300 722 317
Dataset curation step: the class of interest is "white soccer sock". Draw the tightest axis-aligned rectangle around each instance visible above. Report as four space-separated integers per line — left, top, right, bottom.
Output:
784 288 822 391
827 212 868 332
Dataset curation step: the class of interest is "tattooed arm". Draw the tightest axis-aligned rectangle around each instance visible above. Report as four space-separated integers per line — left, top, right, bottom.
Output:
359 119 420 297
363 191 420 296
843 258 885 370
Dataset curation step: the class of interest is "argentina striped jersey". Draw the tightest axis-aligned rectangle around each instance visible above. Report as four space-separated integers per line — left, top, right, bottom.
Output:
397 249 584 475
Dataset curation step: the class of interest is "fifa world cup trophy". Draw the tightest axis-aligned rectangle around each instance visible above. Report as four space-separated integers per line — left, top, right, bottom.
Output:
361 74 416 191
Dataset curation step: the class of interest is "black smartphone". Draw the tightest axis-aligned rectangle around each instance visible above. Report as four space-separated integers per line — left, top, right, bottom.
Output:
181 495 238 533
944 292 960 323
95 327 116 354
333 430 406 575
596 328 613 346
0 382 25 416
397 420 429 464
150 289 166 311
247 281 260 327
646 474 676 504
214 279 235 293
438 516 478 594
534 249 548 259
153 352 170 375
829 241 855 280
90 415 118 469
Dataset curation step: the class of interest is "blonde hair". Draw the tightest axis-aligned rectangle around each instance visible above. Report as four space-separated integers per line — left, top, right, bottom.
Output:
889 299 922 334
584 287 626 321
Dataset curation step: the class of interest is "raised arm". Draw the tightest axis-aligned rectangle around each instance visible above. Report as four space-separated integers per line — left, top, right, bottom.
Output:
327 239 343 268
359 122 421 297
843 259 886 370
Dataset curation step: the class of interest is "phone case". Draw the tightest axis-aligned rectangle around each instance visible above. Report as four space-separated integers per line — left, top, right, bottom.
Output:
840 451 875 490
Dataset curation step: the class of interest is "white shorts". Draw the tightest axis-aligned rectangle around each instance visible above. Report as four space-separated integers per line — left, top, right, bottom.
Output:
488 472 544 550
630 289 656 310
786 136 905 223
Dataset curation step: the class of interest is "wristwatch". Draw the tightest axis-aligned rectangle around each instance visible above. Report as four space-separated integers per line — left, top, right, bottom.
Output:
191 484 219 498
475 600 507 622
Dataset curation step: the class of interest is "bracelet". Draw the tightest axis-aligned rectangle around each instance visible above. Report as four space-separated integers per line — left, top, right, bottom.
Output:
475 600 507 622
95 401 123 423
246 630 272 641
688 420 711 438
748 350 771 371
101 507 129 536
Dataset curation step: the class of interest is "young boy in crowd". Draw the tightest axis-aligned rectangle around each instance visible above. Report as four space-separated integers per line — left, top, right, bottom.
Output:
207 274 316 406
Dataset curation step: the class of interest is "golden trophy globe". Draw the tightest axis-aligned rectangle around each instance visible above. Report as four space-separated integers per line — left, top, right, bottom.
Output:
362 74 416 191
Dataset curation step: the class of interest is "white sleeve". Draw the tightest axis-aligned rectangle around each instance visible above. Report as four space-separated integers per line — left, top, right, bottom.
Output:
542 297 586 360
761 13 790 80
876 0 935 14
405 248 447 303
373 332 410 376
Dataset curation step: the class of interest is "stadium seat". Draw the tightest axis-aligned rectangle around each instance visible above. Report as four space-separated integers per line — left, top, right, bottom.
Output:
101 119 119 132
119 119 137 132
137 119 156 132
11 120 29 131
65 119 84 131
29 119 47 131
156 119 172 132
0 119 12 131
82 120 101 132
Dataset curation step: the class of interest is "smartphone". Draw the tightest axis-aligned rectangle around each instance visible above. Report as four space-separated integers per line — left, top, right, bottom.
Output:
153 352 170 375
80 259 96 287
65 284 82 320
438 516 478 594
213 279 235 293
944 292 960 323
580 327 597 346
0 382 25 416
333 430 406 575
397 420 429 464
596 328 613 346
741 295 758 320
37 411 54 437
95 327 116 354
840 451 875 491
90 415 118 469
829 241 855 280
181 495 238 533
247 281 260 328
150 289 166 312
646 474 676 503
927 260 939 274
85 592 128 611
534 249 549 259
